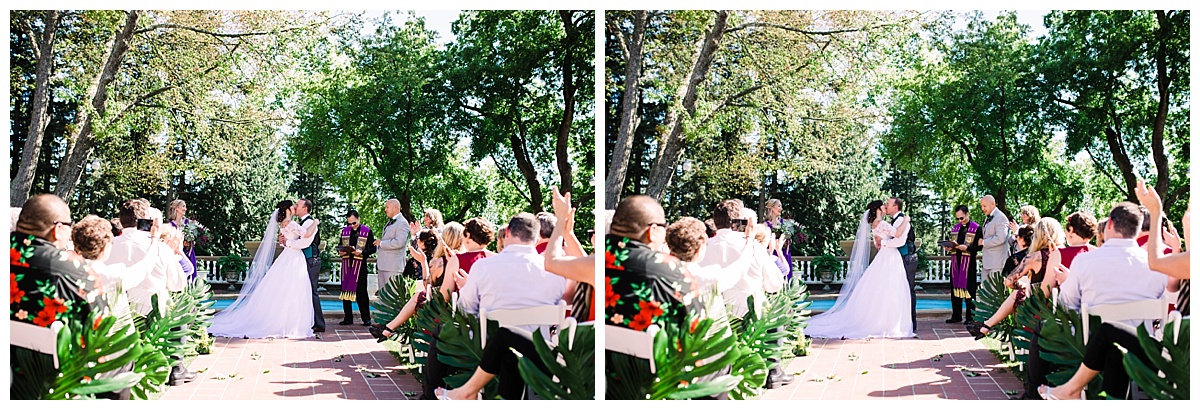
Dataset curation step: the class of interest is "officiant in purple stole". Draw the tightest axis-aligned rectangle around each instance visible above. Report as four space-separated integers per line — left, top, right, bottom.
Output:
946 205 983 324
338 210 376 326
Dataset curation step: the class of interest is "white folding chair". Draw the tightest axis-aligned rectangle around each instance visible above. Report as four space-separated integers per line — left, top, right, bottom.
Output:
479 300 567 348
11 320 65 368
606 324 660 374
1081 297 1169 344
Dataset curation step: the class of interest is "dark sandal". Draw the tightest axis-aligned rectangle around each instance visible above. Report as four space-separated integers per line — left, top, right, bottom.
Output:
369 325 396 343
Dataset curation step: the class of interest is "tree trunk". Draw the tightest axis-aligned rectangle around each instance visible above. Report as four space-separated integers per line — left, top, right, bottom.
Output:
55 10 140 200
554 10 579 196
510 106 544 212
11 10 60 207
1150 10 1172 207
644 11 728 200
603 10 648 209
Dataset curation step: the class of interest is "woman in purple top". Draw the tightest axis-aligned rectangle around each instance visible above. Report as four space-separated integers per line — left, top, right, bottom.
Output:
764 199 796 280
167 199 200 280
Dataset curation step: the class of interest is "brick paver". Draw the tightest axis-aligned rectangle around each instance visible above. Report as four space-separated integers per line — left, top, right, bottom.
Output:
762 318 1023 400
160 322 421 400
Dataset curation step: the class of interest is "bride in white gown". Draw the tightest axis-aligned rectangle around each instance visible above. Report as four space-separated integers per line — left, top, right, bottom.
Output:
806 201 914 339
209 200 315 339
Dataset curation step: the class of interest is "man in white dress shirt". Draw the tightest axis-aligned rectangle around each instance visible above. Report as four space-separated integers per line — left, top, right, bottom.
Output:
104 198 191 384
880 197 918 333
457 212 567 325
1058 202 1166 329
282 198 323 333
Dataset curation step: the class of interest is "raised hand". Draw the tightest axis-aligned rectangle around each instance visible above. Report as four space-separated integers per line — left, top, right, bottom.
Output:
408 245 426 265
1134 179 1163 216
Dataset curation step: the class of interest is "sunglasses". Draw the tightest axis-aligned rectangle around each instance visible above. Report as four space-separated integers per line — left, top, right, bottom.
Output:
52 220 73 227
648 222 668 229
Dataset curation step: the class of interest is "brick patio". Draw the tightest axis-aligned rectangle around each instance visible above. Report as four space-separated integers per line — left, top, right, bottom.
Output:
160 322 422 400
762 318 1023 400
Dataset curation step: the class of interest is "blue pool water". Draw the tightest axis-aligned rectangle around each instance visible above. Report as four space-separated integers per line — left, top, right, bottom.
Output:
806 298 950 311
212 299 379 312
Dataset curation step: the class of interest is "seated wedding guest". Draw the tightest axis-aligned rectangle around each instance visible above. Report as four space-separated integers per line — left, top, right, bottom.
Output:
105 198 192 385
752 224 789 275
969 219 1063 339
450 213 565 397
1008 205 1041 234
1002 226 1035 278
1040 191 1178 400
370 229 443 342
1137 206 1182 255
156 224 194 280
423 208 445 232
1058 211 1098 268
109 218 122 237
71 215 140 400
704 218 718 238
1095 217 1109 247
701 200 783 318
437 188 594 401
1057 202 1166 320
432 222 466 299
495 223 508 252
10 195 111 397
444 217 496 294
534 211 556 253
667 217 735 324
1137 181 1190 315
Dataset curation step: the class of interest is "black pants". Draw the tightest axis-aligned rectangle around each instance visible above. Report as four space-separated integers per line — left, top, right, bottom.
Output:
1081 321 1152 399
343 268 371 323
902 253 918 332
950 268 979 321
423 336 448 399
1022 323 1051 399
307 257 326 331
478 327 551 400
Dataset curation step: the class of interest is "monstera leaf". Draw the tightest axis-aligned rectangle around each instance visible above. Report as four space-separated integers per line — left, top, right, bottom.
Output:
10 312 145 400
183 278 217 345
1123 318 1189 400
973 272 1016 345
517 324 596 399
606 315 745 400
1019 290 1105 399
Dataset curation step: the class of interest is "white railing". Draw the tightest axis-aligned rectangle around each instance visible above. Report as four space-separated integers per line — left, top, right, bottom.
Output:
196 256 378 290
791 255 983 285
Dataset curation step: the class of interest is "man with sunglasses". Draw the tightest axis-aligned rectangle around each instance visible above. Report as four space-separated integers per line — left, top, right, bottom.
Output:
944 205 982 324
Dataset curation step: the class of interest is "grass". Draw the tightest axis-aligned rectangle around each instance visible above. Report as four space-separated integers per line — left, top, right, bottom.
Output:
977 335 1025 383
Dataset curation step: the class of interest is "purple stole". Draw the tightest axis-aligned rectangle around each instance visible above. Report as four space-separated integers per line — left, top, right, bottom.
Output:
950 221 980 299
340 225 371 301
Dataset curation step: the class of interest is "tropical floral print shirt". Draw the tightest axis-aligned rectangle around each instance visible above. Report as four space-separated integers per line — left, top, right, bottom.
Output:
605 234 704 333
10 232 107 329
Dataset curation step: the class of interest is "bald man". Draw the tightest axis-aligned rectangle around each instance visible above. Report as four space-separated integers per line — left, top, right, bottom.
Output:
374 198 411 294
979 195 1012 284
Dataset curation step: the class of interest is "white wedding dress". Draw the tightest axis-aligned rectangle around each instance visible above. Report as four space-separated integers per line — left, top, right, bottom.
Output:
209 215 314 339
805 214 914 339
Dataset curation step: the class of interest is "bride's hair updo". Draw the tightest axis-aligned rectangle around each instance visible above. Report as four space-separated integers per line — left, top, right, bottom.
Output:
866 200 885 224
276 200 295 223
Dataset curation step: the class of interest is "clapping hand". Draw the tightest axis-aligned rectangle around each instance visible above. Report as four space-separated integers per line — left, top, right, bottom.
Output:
410 221 420 233
408 245 426 265
1135 179 1163 216
551 186 575 222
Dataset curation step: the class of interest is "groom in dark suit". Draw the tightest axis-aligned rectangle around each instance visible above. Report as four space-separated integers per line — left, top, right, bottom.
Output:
882 197 918 334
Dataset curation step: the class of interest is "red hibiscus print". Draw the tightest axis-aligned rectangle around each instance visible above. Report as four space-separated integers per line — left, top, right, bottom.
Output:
628 311 653 331
11 248 29 268
33 297 67 327
11 273 25 304
605 280 619 308
638 300 664 318
605 251 623 271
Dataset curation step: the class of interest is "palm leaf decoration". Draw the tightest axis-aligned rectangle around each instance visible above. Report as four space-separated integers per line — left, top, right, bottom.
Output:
516 324 595 399
372 274 416 341
1123 318 1189 400
973 272 1016 345
127 293 197 398
183 278 217 350
606 315 745 400
1016 289 1105 399
10 311 145 399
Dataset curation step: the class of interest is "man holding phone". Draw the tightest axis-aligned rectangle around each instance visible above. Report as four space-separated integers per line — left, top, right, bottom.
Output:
943 205 982 324
105 198 191 384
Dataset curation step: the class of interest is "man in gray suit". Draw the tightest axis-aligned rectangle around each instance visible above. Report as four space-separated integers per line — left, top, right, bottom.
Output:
373 198 410 293
978 195 1012 284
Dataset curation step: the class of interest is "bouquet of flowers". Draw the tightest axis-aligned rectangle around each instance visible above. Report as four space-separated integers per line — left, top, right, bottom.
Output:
181 221 211 249
771 219 801 242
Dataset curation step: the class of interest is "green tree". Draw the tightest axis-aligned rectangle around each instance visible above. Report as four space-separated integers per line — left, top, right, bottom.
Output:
1038 10 1190 220
883 12 1086 219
